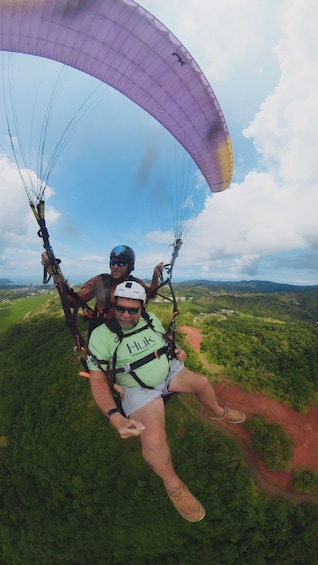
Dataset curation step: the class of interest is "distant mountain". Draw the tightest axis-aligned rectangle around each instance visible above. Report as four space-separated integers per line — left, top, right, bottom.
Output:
163 280 318 323
0 278 13 284
173 280 318 294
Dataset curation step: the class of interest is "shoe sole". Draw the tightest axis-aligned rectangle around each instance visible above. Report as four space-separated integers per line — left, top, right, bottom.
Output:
166 484 206 522
204 408 246 424
177 506 206 522
209 415 246 424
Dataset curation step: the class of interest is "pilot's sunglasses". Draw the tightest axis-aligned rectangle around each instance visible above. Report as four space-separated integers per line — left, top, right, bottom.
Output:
115 305 140 315
110 259 127 267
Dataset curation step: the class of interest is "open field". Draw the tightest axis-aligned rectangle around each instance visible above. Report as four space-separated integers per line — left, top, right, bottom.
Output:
0 293 54 334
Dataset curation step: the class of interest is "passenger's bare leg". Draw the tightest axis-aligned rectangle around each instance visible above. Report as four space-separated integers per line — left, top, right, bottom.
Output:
131 397 182 490
169 366 245 423
131 396 205 521
169 367 225 417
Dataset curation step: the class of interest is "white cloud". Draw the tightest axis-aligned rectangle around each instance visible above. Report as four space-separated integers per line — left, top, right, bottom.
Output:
165 0 318 283
140 0 282 80
0 154 61 276
244 0 318 185
146 230 173 245
1 0 318 286
0 156 35 255
140 0 283 141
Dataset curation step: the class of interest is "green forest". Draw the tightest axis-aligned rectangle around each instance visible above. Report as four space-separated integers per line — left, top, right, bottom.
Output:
199 315 318 411
1 285 318 564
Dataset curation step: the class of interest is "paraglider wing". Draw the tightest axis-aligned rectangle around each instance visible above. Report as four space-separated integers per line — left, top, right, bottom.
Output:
0 0 232 193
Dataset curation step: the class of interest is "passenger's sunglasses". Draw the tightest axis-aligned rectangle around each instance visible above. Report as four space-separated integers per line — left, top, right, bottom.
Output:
115 305 140 315
110 259 127 267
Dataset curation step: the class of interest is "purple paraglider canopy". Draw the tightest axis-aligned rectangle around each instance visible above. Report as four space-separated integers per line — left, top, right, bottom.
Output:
0 0 233 194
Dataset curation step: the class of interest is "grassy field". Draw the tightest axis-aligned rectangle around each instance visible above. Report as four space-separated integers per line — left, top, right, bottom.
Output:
0 294 54 334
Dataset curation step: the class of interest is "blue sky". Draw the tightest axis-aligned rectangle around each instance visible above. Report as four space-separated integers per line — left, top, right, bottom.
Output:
1 0 318 286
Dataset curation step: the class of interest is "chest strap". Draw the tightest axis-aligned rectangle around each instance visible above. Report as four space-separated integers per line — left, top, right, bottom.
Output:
105 344 170 389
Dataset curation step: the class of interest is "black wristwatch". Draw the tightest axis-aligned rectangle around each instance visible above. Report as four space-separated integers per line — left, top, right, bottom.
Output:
106 408 121 420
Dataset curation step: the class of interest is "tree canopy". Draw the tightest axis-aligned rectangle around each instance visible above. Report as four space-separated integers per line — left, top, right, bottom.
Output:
1 299 318 564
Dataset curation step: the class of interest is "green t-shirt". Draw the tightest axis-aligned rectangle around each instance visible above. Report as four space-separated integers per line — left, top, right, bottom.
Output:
87 312 170 388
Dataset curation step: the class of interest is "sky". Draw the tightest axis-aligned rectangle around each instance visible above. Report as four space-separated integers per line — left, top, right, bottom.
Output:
0 0 318 286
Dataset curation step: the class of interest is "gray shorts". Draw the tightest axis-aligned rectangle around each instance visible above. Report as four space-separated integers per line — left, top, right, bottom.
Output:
120 358 184 417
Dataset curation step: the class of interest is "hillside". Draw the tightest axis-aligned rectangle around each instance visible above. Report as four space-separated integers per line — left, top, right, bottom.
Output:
1 291 318 564
160 281 318 322
181 325 318 497
174 279 318 294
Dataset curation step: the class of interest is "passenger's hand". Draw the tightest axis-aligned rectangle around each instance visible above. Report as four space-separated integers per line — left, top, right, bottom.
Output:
175 347 187 362
113 416 145 439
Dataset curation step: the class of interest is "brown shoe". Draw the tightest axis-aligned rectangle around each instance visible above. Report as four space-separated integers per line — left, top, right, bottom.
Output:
206 406 246 424
165 482 206 522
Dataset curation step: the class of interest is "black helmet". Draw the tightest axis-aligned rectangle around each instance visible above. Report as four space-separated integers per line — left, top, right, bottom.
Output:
109 245 135 273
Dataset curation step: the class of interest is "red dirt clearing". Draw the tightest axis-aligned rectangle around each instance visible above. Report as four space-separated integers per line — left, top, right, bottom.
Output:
180 326 318 497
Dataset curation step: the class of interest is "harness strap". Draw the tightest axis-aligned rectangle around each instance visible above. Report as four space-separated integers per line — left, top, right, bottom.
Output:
114 345 169 374
120 368 154 389
97 344 170 389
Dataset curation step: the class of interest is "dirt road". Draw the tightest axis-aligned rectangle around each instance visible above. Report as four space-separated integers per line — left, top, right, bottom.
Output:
179 325 318 503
